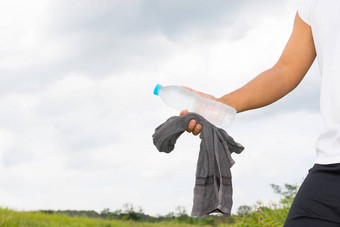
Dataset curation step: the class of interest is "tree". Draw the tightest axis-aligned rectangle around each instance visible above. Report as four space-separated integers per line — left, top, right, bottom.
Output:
175 206 187 217
237 205 252 216
120 203 142 221
122 203 135 213
174 206 189 222
100 208 110 217
270 183 298 206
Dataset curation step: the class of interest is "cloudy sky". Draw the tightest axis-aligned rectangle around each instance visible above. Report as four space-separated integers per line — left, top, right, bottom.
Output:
0 0 324 216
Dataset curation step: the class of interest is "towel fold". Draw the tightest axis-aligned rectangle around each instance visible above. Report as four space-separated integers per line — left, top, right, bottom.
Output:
152 113 244 216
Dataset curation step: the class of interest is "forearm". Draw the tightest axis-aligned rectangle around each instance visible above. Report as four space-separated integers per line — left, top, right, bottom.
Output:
218 65 303 113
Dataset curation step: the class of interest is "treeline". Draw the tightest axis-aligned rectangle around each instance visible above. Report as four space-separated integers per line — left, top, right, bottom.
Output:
38 183 298 226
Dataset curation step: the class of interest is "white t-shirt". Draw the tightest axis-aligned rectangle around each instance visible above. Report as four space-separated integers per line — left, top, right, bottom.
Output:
298 0 340 164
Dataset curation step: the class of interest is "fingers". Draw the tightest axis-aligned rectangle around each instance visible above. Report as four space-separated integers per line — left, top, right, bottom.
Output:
181 86 216 101
180 109 189 116
182 86 204 97
192 123 202 136
187 119 196 132
179 109 202 136
181 86 195 92
187 119 202 136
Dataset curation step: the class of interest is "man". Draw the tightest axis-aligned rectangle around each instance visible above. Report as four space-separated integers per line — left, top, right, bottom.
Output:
181 1 340 225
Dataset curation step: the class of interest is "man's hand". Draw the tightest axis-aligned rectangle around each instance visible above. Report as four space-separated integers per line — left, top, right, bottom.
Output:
180 110 202 135
180 87 217 136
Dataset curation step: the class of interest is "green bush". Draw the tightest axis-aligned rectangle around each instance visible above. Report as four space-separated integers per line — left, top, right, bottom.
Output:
235 183 299 226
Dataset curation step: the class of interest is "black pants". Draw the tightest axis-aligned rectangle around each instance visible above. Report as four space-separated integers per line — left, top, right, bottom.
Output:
284 163 340 227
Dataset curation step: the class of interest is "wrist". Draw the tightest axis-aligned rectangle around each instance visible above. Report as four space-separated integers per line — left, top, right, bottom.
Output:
216 96 240 113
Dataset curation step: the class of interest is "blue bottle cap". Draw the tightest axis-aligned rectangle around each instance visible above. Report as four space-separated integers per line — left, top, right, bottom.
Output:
153 84 162 96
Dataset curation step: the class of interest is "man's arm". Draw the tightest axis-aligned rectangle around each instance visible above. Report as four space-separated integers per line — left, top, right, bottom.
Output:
183 12 316 135
219 12 316 112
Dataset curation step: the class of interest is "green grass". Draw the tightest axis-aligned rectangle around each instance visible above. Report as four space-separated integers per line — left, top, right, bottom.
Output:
0 205 291 227
0 206 291 227
0 184 296 226
0 207 219 227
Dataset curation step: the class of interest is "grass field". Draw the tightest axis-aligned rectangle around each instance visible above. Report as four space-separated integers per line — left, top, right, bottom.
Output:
0 206 292 226
1 182 295 227
0 207 236 227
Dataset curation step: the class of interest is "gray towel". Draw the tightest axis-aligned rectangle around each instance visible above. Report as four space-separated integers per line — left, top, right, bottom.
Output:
152 113 244 217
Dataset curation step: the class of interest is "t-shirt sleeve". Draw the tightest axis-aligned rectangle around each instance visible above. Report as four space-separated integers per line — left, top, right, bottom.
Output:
298 0 312 25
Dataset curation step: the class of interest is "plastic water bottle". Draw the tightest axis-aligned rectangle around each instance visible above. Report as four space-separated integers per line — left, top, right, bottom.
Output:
153 84 236 128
